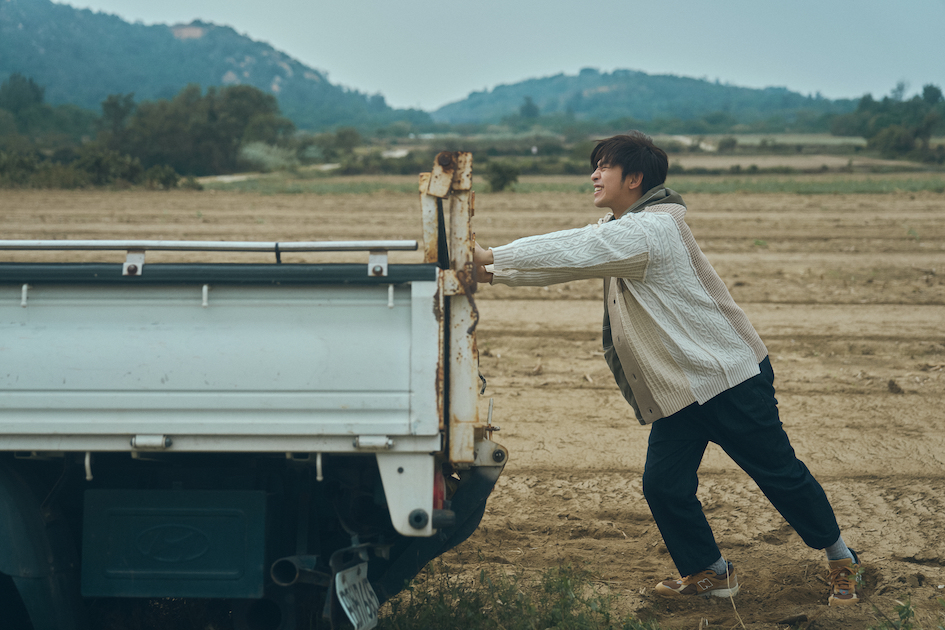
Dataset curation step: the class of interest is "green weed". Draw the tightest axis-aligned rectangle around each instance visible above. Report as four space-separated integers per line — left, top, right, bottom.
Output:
379 562 660 630
868 598 945 630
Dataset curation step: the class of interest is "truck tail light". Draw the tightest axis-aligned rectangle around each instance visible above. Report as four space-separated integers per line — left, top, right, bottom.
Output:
433 466 445 510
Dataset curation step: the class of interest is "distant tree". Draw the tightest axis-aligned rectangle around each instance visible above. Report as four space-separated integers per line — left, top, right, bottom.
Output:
216 85 291 144
519 96 540 119
890 81 908 102
0 76 97 155
831 83 945 160
117 83 295 175
0 73 45 115
922 84 944 106
99 93 136 150
242 114 295 144
368 94 387 112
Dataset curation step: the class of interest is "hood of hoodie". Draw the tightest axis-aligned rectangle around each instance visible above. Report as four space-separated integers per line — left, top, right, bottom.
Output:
598 186 686 224
627 185 686 214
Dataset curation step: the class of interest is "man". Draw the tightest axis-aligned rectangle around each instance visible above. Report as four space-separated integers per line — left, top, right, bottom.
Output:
472 131 861 606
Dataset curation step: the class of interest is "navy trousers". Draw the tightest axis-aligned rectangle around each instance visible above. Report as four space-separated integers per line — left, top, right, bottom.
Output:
642 357 841 577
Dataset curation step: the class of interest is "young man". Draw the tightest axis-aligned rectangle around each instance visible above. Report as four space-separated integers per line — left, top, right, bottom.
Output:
473 132 861 606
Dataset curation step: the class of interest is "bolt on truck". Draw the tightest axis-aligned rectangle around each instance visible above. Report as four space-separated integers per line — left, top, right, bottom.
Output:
0 153 505 630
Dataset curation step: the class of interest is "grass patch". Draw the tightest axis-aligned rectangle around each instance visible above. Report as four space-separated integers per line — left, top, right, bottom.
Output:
514 174 945 195
671 175 945 195
203 176 419 195
380 562 659 630
201 171 945 196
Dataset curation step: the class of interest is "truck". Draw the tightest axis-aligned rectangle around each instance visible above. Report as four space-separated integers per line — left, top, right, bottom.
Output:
0 152 506 630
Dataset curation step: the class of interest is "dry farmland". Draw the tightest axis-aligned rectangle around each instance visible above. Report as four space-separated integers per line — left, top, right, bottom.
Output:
2 179 945 629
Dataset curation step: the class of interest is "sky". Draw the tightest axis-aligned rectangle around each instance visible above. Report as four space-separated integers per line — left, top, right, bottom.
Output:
63 0 945 111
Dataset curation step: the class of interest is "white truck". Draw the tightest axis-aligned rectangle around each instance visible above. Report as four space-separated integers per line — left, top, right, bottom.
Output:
0 153 505 630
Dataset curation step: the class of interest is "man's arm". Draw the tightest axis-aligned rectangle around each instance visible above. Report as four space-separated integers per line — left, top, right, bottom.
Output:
475 218 652 287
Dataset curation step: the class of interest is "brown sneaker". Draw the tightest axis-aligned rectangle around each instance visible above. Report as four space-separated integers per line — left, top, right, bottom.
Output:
827 550 861 606
654 562 739 598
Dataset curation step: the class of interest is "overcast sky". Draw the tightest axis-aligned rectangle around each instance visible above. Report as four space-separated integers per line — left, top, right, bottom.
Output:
63 0 945 111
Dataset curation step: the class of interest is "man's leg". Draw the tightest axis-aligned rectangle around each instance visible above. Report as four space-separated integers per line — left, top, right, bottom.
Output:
644 407 721 577
704 358 841 550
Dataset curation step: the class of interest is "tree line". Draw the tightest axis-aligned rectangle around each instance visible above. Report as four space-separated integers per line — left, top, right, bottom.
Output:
830 83 945 162
3 72 944 189
1 72 309 187
0 72 392 188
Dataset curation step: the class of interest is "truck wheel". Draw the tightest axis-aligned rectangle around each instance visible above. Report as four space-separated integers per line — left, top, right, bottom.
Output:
0 572 33 629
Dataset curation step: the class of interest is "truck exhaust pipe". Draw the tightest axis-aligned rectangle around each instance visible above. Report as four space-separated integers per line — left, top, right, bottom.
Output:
270 555 329 587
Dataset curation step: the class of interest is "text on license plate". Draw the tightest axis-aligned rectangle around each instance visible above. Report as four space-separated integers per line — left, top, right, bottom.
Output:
336 562 379 630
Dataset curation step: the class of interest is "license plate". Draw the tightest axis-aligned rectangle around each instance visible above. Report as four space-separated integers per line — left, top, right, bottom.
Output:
335 562 379 630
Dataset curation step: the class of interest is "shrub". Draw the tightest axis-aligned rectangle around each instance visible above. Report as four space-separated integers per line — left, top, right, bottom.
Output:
29 162 91 189
484 161 520 192
868 125 916 157
145 165 180 190
0 151 37 186
179 176 204 191
75 147 143 185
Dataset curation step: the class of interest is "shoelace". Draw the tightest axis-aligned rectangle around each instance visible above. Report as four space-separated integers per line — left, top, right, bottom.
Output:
828 566 856 592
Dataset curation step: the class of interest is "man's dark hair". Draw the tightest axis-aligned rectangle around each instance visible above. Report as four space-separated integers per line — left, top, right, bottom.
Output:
590 131 668 194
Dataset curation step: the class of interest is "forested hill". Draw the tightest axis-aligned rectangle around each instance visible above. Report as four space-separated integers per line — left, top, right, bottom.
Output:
433 67 858 125
0 0 429 130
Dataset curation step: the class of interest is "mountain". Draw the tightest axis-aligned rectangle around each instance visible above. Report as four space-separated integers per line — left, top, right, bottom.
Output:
433 67 858 125
0 0 430 130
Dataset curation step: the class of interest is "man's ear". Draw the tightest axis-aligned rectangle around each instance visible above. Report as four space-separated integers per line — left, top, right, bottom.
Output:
625 172 644 190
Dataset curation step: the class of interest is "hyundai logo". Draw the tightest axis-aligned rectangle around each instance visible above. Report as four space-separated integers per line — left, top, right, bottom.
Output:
136 524 211 562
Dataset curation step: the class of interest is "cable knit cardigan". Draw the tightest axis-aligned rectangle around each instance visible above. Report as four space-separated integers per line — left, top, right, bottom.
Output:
489 186 768 424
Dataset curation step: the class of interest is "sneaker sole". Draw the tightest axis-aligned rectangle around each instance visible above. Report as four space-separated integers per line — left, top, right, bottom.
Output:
828 595 859 607
703 583 740 598
654 582 740 598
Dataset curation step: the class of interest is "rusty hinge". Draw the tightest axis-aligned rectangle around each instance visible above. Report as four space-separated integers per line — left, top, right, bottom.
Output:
440 269 464 295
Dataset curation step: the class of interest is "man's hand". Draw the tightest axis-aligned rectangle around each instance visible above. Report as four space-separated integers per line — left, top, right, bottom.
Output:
474 242 494 284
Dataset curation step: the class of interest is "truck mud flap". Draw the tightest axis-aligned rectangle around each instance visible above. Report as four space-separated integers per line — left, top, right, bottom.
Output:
373 461 503 604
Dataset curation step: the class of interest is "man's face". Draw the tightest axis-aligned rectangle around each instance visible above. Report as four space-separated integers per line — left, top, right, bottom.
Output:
591 160 642 216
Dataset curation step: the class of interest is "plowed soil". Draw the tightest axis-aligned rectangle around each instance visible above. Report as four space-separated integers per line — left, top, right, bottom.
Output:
2 185 944 629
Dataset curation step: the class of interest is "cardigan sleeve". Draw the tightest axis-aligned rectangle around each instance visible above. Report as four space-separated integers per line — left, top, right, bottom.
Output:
490 216 651 287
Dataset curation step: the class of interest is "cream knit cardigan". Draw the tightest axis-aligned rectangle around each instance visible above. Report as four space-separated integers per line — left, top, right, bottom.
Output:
490 186 768 424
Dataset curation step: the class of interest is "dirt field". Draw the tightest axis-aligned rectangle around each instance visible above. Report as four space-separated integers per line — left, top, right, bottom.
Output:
2 184 944 629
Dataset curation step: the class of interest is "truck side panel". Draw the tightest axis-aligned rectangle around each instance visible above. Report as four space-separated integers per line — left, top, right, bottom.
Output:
0 281 440 450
